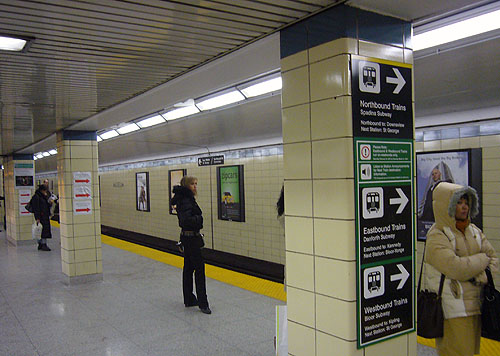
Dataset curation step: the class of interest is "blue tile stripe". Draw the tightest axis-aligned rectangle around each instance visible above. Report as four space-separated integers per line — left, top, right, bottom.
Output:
280 4 410 59
62 130 97 141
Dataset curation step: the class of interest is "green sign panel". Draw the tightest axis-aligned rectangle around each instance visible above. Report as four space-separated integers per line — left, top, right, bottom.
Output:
217 165 245 222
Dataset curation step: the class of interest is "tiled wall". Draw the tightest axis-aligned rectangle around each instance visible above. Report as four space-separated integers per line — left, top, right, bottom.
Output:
415 134 500 286
99 151 285 265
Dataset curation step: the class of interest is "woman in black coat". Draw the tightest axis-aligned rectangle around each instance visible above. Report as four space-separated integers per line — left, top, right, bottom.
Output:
171 176 211 314
31 184 52 251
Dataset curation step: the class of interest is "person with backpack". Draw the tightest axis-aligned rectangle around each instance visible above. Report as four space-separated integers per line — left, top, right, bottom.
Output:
424 182 498 356
31 184 52 251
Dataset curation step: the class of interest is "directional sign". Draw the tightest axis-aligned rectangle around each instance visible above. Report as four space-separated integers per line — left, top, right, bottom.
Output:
74 186 92 200
74 200 92 215
73 172 92 185
352 55 415 349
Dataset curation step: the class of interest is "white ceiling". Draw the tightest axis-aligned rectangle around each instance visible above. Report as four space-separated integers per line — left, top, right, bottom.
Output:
11 0 500 171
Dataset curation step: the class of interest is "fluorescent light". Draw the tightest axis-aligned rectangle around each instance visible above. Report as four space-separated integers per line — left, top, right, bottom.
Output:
136 115 165 128
33 156 37 161
240 77 282 98
42 152 50 157
97 136 102 142
48 149 57 155
35 153 44 159
162 105 200 121
99 130 119 140
117 123 140 134
413 9 500 50
0 35 28 51
196 90 245 111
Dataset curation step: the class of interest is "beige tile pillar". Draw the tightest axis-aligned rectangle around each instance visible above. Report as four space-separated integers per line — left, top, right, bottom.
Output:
280 4 415 356
57 130 102 284
4 155 35 245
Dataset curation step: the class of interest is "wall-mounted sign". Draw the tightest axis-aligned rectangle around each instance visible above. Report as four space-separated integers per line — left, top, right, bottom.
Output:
136 172 150 212
198 155 224 166
73 172 92 216
74 200 92 215
352 56 415 348
15 163 34 189
217 165 245 222
169 169 186 215
19 189 32 215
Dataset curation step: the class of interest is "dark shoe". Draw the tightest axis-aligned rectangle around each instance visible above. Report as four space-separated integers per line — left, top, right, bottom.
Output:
40 244 51 251
200 307 211 314
37 243 42 250
185 301 198 307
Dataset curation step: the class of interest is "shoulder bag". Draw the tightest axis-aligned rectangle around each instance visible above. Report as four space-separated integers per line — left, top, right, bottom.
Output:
481 268 500 341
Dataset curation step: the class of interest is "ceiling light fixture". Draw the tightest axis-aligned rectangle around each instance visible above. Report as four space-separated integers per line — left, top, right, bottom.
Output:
136 115 165 128
0 34 33 52
239 76 282 98
162 105 200 121
42 152 50 157
97 136 102 142
195 89 245 111
116 123 140 134
48 149 57 155
35 153 44 159
413 8 500 50
99 130 119 140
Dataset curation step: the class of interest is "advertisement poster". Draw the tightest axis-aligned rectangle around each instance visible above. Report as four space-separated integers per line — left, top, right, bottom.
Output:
416 149 483 240
217 165 245 222
15 163 35 189
169 169 186 215
136 172 150 212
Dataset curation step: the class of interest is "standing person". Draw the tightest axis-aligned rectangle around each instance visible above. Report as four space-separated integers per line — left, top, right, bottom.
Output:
424 182 498 356
31 184 52 251
171 176 211 314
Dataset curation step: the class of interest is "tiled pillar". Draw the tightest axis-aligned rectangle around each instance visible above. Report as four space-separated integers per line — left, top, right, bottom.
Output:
57 130 102 284
280 5 415 356
4 155 35 245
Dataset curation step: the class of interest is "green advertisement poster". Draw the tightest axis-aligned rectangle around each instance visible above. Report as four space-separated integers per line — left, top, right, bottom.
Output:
217 165 245 221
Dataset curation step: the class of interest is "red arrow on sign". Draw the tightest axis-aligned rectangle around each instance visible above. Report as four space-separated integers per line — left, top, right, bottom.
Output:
75 194 90 197
75 208 91 212
75 179 90 183
20 194 30 196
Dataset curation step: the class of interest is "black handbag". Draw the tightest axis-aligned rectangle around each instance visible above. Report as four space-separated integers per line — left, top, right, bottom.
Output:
481 268 500 341
417 244 445 339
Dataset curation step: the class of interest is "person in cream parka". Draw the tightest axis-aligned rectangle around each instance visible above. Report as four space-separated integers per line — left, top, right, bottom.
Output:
424 182 498 356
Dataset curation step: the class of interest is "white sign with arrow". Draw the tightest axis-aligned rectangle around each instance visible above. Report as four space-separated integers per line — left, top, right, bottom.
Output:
74 186 92 200
389 188 408 214
390 264 410 289
386 68 406 94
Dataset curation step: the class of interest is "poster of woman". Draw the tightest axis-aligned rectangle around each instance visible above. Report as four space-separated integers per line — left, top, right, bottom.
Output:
416 150 469 240
136 172 150 212
169 169 186 214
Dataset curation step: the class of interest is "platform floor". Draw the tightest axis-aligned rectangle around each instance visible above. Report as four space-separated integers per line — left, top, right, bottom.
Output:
1 224 496 356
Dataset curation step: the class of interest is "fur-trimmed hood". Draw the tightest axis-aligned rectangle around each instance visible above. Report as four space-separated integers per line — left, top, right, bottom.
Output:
171 185 193 206
432 182 479 229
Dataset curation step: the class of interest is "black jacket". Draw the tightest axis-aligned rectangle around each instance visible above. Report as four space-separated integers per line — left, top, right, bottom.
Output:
31 189 50 224
171 185 203 231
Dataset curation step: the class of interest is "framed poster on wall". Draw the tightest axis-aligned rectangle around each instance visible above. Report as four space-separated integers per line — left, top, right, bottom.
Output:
169 169 186 215
416 149 482 241
217 165 245 222
136 172 150 212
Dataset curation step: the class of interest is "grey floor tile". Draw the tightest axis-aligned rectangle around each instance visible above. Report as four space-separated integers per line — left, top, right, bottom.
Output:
418 343 438 356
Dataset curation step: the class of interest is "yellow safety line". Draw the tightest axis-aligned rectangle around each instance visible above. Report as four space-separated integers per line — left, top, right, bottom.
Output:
417 336 500 355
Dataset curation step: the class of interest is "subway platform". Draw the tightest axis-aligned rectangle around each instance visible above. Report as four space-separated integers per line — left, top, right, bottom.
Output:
0 223 472 356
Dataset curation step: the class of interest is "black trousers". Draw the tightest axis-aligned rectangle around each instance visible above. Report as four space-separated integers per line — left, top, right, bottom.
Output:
181 236 208 308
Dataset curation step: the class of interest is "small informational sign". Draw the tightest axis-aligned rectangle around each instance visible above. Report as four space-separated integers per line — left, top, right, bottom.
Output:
198 155 224 166
19 189 32 215
74 200 92 215
217 165 245 222
15 163 34 189
352 55 415 348
73 171 91 185
73 186 92 200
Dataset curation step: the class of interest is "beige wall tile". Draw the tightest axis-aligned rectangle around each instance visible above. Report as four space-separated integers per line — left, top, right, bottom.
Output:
281 50 308 72
359 41 404 62
70 145 93 159
61 261 76 277
309 38 357 63
312 138 354 179
282 66 310 108
285 180 312 218
408 332 417 356
316 294 356 340
364 333 407 356
423 140 440 151
314 219 356 260
287 286 315 328
74 236 96 250
75 261 97 275
481 135 500 148
286 251 314 292
288 321 316 356
313 179 354 219
73 223 97 237
70 159 93 172
310 55 350 101
60 237 74 250
285 216 313 254
61 248 74 263
460 136 480 148
74 249 97 263
283 142 312 179
441 139 460 150
415 142 423 152
315 257 356 300
311 97 352 140
316 331 363 356
282 104 311 144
